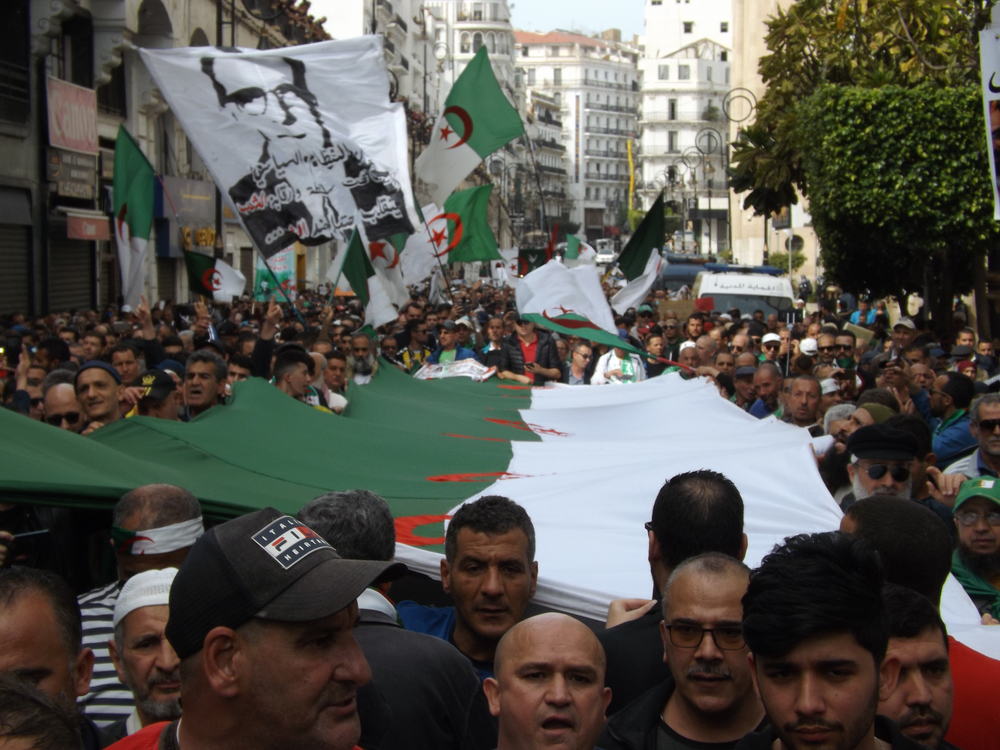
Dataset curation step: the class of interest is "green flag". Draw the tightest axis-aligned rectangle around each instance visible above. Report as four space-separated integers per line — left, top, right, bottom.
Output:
565 235 582 259
426 185 502 264
184 249 247 301
113 126 156 308
617 192 665 281
328 229 376 307
415 47 525 204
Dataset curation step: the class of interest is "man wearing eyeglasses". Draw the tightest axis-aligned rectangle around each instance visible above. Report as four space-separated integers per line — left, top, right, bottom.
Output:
816 332 838 366
600 553 765 750
950 477 1000 623
943 394 1000 480
562 343 594 385
42 382 86 432
841 424 919 511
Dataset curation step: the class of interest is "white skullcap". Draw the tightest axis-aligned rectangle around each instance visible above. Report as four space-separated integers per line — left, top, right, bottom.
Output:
679 341 697 351
821 378 840 395
113 568 178 628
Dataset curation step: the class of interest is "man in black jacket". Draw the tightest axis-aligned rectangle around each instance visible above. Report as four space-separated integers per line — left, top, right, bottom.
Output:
498 316 562 385
598 470 748 715
599 553 764 750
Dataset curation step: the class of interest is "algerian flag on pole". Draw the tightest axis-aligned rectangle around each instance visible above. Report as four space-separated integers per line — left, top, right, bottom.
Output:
326 229 399 328
611 250 662 314
113 125 155 309
616 192 665 281
564 235 597 268
184 249 247 302
415 47 524 205
425 185 503 264
517 261 644 354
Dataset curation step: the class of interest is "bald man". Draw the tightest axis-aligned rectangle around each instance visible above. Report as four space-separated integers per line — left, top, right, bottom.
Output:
484 613 611 750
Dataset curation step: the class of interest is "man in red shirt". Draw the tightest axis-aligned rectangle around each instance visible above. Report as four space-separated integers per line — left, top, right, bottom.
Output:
108 507 404 750
498 316 561 385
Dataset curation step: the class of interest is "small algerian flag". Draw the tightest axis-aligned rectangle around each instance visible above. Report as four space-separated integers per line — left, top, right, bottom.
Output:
326 229 399 328
415 47 524 205
564 236 597 268
113 126 155 309
425 185 502 264
516 260 644 355
617 192 665 281
184 249 247 302
611 250 662 314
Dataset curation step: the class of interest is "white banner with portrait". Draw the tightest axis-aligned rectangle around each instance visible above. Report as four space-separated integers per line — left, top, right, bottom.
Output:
139 37 419 258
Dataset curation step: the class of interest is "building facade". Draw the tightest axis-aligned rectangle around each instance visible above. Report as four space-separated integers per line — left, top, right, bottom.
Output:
0 0 327 316
514 30 640 243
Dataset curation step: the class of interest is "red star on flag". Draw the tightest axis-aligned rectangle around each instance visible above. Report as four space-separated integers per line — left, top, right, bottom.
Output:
439 124 454 142
431 227 448 247
369 242 388 261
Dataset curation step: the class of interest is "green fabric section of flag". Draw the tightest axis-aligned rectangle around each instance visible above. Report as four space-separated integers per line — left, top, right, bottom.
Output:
342 228 376 308
0 373 539 554
442 185 503 263
113 125 155 239
565 235 581 259
444 47 524 158
390 233 408 254
183 250 215 297
523 313 645 356
357 324 378 341
617 192 664 281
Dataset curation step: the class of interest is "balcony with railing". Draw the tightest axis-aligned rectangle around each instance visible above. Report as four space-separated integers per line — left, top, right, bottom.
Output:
583 125 636 137
537 164 568 175
584 172 629 182
584 149 628 158
584 101 638 115
534 137 566 152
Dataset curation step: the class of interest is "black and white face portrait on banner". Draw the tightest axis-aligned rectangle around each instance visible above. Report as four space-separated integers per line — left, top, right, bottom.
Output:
139 37 417 258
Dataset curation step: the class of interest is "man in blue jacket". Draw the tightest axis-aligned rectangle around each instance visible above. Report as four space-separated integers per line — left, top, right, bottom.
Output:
426 320 478 365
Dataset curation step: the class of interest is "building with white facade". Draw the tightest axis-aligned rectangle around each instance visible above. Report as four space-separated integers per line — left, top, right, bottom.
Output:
644 0 732 59
637 38 730 253
514 30 640 243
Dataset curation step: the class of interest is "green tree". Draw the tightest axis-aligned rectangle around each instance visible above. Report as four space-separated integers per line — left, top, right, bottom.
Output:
767 250 808 274
629 204 681 235
795 85 998 318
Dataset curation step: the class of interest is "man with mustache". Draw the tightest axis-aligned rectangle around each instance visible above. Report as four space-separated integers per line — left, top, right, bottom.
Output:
878 585 959 749
348 333 379 385
108 507 404 750
949 477 1000 623
485 613 611 750
106 569 181 739
840 424 918 509
600 553 765 750
734 532 924 750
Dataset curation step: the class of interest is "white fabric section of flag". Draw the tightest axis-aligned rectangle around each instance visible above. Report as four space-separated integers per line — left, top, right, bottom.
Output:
210 258 246 302
611 251 662 313
517 261 617 335
428 266 447 305
400 203 441 286
391 374 1000 661
114 220 146 310
366 238 408 308
415 121 483 205
139 37 418 259
490 248 519 288
364 273 400 329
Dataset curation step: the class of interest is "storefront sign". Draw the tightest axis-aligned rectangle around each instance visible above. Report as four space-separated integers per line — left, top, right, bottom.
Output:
46 78 98 154
67 214 110 241
48 149 97 200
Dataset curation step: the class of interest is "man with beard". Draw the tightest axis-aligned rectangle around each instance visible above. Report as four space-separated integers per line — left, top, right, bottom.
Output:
106 569 181 739
840 424 918 509
600 554 765 750
348 333 379 384
877 585 959 750
903 371 978 464
734 532 924 750
749 362 783 418
950 477 1000 622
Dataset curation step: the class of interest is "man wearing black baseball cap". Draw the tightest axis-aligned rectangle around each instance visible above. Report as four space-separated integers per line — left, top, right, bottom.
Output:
114 508 404 750
841 424 919 510
134 370 180 421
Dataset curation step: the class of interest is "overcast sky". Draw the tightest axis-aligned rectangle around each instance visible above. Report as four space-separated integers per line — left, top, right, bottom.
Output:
509 0 644 40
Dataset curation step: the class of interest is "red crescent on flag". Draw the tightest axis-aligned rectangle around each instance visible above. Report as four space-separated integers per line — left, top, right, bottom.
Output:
370 241 401 270
541 309 604 332
429 213 463 256
201 268 223 291
117 535 154 554
443 106 473 149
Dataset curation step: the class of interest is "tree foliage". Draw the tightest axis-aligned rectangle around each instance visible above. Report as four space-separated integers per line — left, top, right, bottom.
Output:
767 250 808 274
796 85 998 300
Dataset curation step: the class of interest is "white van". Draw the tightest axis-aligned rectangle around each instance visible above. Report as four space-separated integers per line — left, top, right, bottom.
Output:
594 239 616 265
693 272 796 317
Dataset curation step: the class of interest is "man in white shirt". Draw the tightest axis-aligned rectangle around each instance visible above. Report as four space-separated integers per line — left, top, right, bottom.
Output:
593 344 647 385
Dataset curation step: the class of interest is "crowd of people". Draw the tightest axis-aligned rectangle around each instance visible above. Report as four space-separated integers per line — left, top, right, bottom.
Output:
3 280 1000 750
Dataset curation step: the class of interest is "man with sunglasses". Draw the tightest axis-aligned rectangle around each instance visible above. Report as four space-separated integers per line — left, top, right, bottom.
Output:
950 477 1000 623
562 343 594 385
42 382 86 432
498 317 562 385
841 424 918 510
661 319 683 362
943 394 1000 479
759 333 781 364
600 554 764 750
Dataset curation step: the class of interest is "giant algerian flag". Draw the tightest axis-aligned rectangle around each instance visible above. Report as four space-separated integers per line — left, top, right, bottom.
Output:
517 260 643 354
3 371 996 661
326 229 399 328
184 249 247 302
424 185 502 264
415 47 525 205
113 126 155 309
617 192 665 281
611 250 662 314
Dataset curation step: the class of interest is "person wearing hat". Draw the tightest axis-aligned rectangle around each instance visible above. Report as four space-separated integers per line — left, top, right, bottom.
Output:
108 508 404 750
453 316 478 349
76 361 125 435
732 365 757 411
759 333 781 364
106 569 181 739
134 370 180 421
427 320 478 366
840 423 919 510
871 316 918 370
950 477 1000 623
